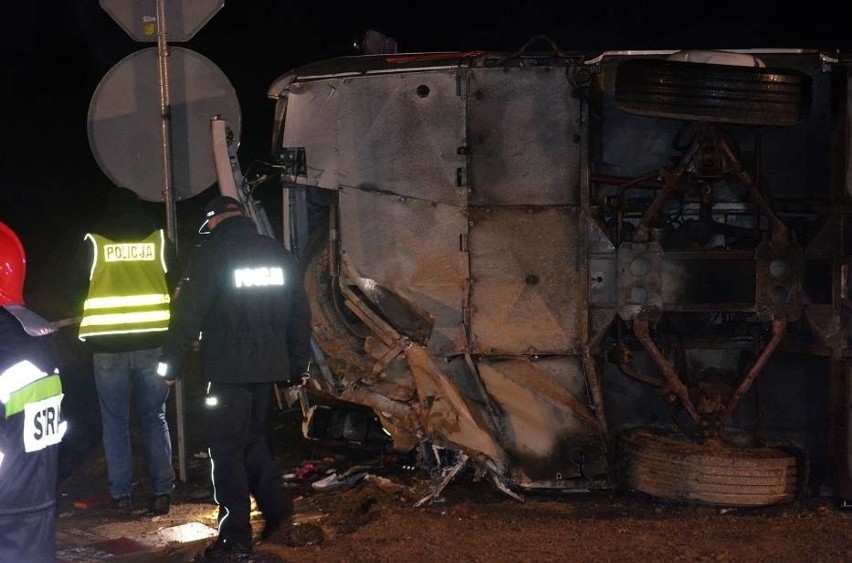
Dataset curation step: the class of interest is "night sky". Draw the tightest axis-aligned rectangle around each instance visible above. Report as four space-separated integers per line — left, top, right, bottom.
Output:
1 0 849 311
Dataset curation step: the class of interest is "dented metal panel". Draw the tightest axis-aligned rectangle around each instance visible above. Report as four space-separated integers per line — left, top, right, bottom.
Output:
338 188 469 356
477 357 606 483
467 67 582 206
468 206 586 354
278 79 340 189
282 71 467 205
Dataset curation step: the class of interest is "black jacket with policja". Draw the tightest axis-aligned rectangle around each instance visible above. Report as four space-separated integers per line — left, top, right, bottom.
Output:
161 215 311 384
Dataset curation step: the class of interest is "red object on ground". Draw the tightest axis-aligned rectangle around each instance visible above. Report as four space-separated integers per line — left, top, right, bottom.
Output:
72 495 113 509
294 463 316 480
92 537 147 556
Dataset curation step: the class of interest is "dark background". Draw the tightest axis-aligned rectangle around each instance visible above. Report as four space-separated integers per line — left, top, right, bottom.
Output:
1 0 850 308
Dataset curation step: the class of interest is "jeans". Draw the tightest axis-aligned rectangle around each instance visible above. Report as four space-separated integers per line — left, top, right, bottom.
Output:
93 347 175 499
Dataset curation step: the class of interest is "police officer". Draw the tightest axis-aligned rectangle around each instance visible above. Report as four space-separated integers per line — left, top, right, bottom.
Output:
74 186 177 515
0 221 66 562
157 196 312 560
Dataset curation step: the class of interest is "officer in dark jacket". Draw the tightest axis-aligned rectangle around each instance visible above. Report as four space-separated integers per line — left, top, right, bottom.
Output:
157 195 312 560
0 221 66 563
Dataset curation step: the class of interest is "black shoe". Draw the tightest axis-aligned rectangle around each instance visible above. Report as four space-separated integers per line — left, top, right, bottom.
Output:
259 521 281 542
103 496 132 517
258 522 325 548
195 537 252 562
259 510 293 541
147 494 170 515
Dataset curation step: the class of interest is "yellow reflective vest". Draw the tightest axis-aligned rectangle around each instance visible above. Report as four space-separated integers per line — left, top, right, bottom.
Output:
78 230 171 340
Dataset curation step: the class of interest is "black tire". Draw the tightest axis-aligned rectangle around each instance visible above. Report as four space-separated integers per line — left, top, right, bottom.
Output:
615 59 811 126
618 427 801 507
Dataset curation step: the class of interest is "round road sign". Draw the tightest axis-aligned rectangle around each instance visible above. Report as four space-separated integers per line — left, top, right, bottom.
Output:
88 46 241 202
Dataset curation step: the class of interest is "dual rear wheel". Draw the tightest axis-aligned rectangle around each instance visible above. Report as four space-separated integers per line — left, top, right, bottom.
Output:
618 427 802 506
614 58 811 126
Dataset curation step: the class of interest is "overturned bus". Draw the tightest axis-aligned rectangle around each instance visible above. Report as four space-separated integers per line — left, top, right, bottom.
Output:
255 45 851 507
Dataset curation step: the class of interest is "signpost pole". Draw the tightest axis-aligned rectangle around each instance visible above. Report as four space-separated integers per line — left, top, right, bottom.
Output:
155 0 177 250
153 0 187 483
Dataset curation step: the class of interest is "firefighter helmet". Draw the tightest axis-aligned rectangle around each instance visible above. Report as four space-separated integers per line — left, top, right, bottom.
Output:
0 221 26 306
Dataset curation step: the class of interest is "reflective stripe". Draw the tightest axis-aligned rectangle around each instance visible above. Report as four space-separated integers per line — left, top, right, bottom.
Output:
158 229 168 273
79 310 170 327
0 360 47 403
209 447 228 533
233 266 285 288
4 374 63 417
79 326 169 338
85 233 98 282
83 294 171 310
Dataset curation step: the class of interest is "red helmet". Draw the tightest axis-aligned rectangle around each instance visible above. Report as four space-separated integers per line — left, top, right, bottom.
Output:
0 221 26 306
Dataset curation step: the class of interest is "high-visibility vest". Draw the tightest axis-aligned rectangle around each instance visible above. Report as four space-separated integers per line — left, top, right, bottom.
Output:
78 230 171 340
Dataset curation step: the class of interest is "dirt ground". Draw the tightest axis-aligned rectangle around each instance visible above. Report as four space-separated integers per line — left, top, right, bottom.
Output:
49 343 851 563
54 409 852 563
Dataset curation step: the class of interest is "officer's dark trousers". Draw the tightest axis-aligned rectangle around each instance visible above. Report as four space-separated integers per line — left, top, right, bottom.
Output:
203 381 290 546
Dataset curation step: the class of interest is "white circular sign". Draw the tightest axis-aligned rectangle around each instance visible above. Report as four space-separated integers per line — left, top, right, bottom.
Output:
88 46 241 202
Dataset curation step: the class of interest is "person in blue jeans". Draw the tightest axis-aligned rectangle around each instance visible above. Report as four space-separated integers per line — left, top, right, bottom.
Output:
92 348 174 512
72 186 178 515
